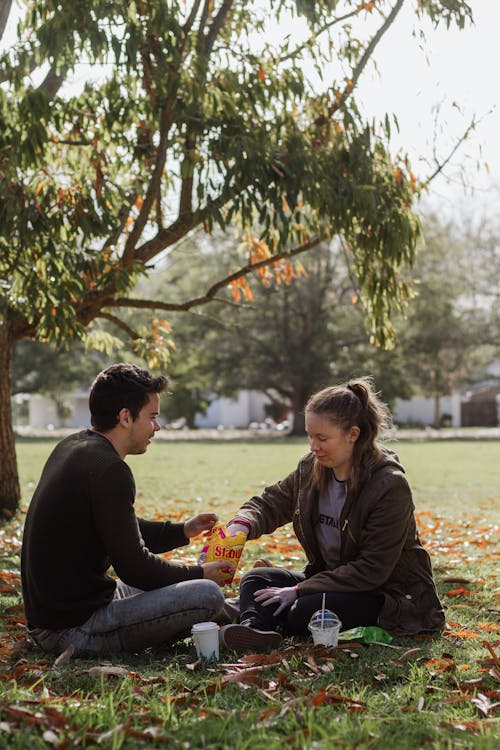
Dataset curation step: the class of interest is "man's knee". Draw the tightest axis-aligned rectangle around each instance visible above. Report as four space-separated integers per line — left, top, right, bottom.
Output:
190 579 225 615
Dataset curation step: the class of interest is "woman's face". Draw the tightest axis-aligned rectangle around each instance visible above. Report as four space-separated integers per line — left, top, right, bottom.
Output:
305 412 360 481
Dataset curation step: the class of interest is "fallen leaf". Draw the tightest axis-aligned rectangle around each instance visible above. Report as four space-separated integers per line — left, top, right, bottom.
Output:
86 665 135 678
42 729 61 746
424 657 455 674
445 587 475 598
471 692 500 717
238 653 283 667
54 644 74 668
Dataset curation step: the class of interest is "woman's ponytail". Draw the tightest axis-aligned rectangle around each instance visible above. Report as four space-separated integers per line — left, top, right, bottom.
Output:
306 377 391 493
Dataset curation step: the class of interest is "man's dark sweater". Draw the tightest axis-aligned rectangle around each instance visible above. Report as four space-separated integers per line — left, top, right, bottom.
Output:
21 431 203 630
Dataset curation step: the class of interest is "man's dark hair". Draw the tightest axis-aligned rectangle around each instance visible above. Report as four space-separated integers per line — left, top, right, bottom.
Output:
89 363 168 432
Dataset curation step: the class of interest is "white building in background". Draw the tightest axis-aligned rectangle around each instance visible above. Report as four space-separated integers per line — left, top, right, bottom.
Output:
392 392 462 428
15 382 499 431
20 389 272 431
194 390 271 429
28 391 90 429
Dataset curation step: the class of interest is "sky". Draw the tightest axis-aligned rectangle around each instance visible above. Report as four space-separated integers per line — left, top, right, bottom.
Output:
352 1 499 222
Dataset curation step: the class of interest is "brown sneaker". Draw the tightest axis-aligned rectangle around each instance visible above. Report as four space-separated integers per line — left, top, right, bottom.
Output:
219 624 282 654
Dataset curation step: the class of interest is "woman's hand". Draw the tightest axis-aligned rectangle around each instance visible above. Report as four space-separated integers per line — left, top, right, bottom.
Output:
184 513 218 539
202 561 233 587
254 586 297 616
226 521 250 537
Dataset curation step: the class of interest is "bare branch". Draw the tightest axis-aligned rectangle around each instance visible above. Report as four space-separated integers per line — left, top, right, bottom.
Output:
108 234 322 313
422 115 481 188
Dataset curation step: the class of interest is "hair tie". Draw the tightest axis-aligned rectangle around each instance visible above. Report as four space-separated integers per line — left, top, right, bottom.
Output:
347 383 365 408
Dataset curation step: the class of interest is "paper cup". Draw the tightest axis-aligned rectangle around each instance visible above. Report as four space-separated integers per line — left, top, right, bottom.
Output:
191 621 220 661
308 610 342 647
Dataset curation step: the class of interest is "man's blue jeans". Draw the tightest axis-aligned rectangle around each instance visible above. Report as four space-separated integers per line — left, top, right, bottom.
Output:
28 578 225 656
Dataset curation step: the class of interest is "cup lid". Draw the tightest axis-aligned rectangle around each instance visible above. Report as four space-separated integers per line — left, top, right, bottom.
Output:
191 621 219 633
308 609 341 629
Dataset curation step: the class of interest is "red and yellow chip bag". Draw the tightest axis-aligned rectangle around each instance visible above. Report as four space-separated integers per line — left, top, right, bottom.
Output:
198 523 246 584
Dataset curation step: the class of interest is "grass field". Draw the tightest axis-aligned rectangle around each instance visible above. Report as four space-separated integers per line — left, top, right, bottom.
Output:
15 436 500 517
1 437 499 749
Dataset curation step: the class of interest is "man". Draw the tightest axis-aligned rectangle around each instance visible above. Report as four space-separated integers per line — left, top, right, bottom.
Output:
21 363 228 656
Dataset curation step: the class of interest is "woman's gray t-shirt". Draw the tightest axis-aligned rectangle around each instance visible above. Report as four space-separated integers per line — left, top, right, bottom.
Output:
315 476 347 568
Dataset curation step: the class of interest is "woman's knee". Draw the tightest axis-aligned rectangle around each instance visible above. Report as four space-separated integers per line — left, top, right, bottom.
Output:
240 567 292 590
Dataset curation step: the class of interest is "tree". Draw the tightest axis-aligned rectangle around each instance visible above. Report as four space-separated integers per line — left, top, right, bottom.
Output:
193 243 351 435
460 211 500 344
397 213 494 427
12 340 108 397
146 235 414 434
0 0 473 513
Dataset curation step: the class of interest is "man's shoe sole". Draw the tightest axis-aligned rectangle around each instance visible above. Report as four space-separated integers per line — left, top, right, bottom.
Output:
220 624 282 654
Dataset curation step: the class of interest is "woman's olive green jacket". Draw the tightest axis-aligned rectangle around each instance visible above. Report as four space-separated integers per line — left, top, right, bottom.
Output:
235 449 445 635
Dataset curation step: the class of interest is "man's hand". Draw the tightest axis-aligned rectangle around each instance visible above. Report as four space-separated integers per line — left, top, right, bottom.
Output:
202 561 233 587
184 513 218 539
254 586 297 616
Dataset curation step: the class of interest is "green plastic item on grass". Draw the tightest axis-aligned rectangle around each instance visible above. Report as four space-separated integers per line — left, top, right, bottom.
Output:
337 626 393 644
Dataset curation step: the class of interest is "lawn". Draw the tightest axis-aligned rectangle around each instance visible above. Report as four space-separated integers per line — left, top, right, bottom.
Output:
0 437 498 749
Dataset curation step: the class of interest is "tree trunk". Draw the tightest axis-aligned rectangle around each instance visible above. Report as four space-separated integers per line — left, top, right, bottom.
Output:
0 318 20 515
288 386 308 437
433 394 441 429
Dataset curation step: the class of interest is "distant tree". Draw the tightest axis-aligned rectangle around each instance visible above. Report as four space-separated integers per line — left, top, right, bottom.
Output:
149 237 413 434
0 0 473 512
460 213 500 343
398 213 493 427
12 340 107 396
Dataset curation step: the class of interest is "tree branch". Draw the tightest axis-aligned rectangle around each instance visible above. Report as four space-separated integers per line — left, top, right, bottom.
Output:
422 115 480 188
315 0 405 124
278 8 361 64
101 192 139 252
95 312 140 339
183 0 204 35
107 234 322 313
0 0 12 42
203 0 234 57
196 0 212 52
38 66 66 99
122 101 174 264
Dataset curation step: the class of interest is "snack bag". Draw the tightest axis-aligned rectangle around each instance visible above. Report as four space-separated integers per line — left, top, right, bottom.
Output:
197 523 246 585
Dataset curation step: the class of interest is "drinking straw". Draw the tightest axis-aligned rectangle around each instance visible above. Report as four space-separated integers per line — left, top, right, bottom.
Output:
321 593 326 629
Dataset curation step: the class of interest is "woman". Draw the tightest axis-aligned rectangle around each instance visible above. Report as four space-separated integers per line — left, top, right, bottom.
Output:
220 378 445 654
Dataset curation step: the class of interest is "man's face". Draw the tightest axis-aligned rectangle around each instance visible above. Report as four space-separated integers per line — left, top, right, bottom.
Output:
126 393 161 455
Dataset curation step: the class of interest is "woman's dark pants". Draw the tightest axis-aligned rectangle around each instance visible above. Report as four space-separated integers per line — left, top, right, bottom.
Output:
239 567 384 635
